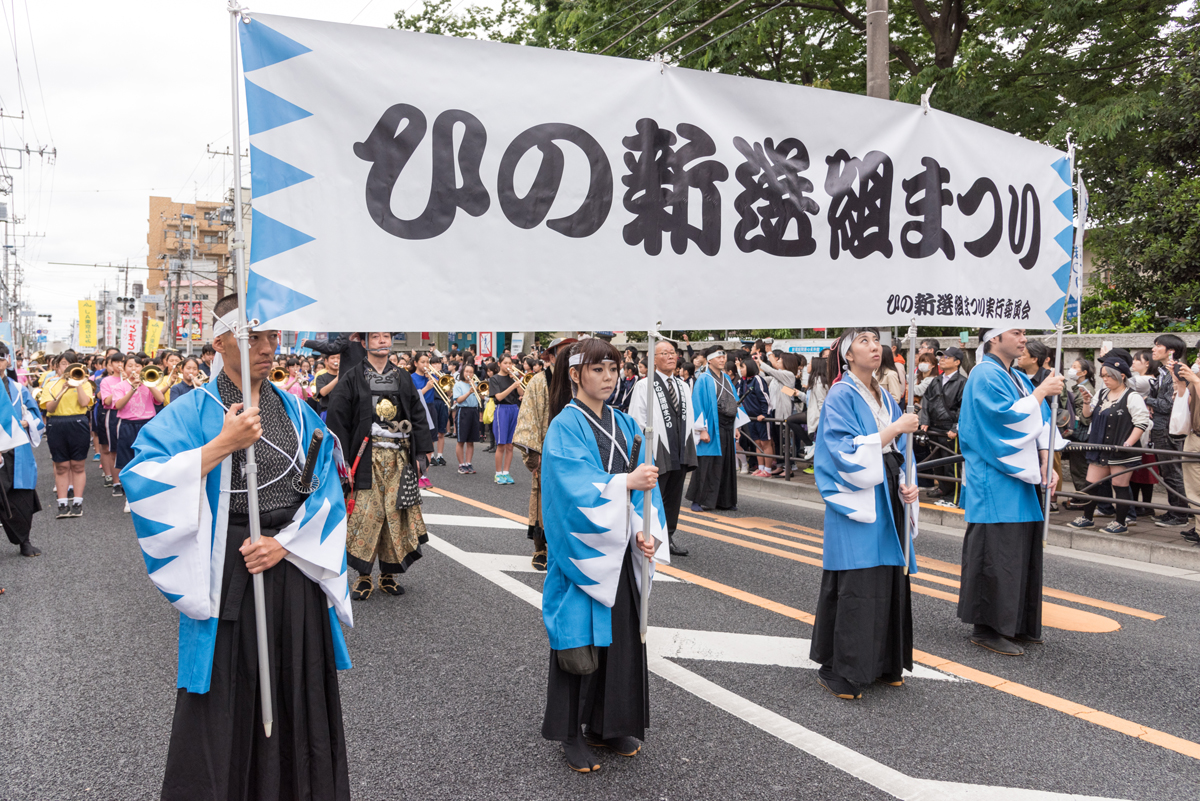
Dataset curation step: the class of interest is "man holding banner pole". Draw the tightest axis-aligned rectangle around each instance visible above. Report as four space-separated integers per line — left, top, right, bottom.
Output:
957 328 1063 656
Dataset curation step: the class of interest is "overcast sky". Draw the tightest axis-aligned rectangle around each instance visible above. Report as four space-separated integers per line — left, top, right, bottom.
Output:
0 0 425 340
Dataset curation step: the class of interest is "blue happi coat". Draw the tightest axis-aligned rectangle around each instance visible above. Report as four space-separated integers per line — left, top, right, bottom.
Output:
0 377 44 488
814 376 916 573
691 370 749 457
541 402 670 650
122 381 353 694
959 354 1052 524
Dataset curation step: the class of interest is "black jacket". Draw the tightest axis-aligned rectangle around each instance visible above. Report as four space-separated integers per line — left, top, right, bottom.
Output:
326 360 433 490
918 371 965 432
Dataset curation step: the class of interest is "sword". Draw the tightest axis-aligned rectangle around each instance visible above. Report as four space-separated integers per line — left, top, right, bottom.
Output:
294 429 323 494
345 436 369 516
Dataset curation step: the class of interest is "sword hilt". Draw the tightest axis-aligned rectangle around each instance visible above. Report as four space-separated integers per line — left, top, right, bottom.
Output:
296 429 324 494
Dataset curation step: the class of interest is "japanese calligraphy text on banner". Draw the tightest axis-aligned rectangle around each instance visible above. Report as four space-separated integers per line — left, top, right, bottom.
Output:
122 317 141 355
144 318 164 356
78 300 97 349
104 308 117 348
239 14 1074 332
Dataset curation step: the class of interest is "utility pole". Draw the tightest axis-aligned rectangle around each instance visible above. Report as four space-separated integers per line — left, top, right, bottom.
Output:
865 0 889 100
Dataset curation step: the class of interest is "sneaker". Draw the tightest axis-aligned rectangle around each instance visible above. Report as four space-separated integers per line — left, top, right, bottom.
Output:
92 453 100 462
465 464 476 475
503 473 515 485
1101 521 1129 535
436 455 448 467
495 473 504 484
1181 529 1199 544
418 476 432 489
123 500 131 514
1067 516 1095 529
1155 516 1187 528
55 505 71 520
802 446 814 461
103 476 114 488
1094 506 1115 518
457 465 468 475
70 501 83 518
803 467 814 475
112 483 125 497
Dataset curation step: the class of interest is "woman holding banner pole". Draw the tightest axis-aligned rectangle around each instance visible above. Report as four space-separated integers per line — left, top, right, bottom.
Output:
539 339 668 773
810 328 919 700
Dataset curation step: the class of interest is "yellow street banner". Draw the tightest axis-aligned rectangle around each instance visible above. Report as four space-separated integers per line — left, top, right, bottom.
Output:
78 300 98 349
144 318 164 356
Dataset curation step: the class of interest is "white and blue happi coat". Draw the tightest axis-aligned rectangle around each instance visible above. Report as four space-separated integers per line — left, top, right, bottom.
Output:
0 376 44 486
122 382 353 694
959 355 1053 524
691 370 749 457
541 402 670 651
814 376 916 573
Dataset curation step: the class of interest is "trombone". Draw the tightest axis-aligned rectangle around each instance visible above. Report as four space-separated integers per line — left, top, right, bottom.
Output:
430 373 455 406
507 364 533 388
140 365 165 389
65 363 89 388
468 374 489 404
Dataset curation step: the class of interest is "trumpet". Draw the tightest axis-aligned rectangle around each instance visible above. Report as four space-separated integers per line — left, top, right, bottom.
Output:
140 365 165 389
270 367 289 385
66 363 89 388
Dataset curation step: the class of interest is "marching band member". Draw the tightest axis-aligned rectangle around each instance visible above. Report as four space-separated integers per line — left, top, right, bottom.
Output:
96 352 124 491
37 351 95 519
412 352 449 467
488 355 525 484
168 356 204 403
514 337 576 570
453 362 482 475
0 345 45 558
123 295 352 800
629 339 697 557
326 332 432 601
540 339 668 773
112 355 164 509
957 328 1063 656
686 345 741 512
810 328 919 700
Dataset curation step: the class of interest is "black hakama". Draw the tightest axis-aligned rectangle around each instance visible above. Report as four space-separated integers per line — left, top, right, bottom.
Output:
809 453 913 686
161 506 350 801
686 423 737 510
0 453 40 548
957 519 1043 640
542 547 649 743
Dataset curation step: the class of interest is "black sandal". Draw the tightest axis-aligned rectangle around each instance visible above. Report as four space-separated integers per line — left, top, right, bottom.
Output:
351 575 374 601
531 550 548 572
378 574 404 596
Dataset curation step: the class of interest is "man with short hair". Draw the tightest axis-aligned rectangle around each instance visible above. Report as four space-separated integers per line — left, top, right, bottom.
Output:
687 345 738 512
125 293 352 799
199 344 216 377
630 339 697 555
957 328 1062 657
919 347 966 505
1149 334 1191 527
918 338 940 357
313 351 341 416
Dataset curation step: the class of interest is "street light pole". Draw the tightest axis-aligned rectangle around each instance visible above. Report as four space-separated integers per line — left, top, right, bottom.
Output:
866 0 889 100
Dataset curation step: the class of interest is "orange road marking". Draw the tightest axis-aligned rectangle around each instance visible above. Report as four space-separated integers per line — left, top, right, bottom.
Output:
676 521 1120 632
424 486 528 524
428 486 1200 762
656 565 1200 762
686 512 1163 623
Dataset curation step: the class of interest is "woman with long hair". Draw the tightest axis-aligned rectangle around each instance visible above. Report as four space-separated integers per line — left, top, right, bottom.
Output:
488 354 525 484
540 338 667 772
810 328 919 699
738 357 775 476
876 342 905 405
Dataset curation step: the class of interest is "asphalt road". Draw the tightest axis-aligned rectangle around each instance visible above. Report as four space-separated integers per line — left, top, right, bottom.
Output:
2 442 1198 800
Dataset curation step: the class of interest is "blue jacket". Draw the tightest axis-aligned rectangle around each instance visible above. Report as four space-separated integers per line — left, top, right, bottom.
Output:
4 378 43 490
814 377 915 573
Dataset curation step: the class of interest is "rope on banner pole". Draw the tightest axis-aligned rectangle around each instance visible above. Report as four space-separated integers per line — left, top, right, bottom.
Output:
228 0 274 740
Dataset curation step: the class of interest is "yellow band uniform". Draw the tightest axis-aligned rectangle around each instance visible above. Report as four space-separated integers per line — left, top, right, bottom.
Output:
38 373 95 416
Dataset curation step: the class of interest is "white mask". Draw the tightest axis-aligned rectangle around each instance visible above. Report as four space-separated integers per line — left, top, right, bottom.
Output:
800 368 809 384
1066 368 1079 379
918 362 932 374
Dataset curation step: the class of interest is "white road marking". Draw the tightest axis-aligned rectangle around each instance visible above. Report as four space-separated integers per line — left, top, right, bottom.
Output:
425 534 1129 801
423 513 527 529
460 550 679 581
648 627 955 681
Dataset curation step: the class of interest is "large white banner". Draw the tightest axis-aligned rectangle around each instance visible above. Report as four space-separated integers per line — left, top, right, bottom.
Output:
238 14 1074 331
122 316 141 355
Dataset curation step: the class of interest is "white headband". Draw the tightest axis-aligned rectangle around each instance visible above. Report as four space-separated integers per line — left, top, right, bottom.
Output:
839 336 854 359
706 350 725 360
568 354 615 366
976 328 1005 363
212 309 240 337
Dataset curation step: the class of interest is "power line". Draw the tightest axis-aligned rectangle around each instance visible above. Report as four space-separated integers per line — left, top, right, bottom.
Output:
20 0 51 144
657 0 751 56
614 0 706 58
678 0 787 62
578 0 663 48
599 0 685 55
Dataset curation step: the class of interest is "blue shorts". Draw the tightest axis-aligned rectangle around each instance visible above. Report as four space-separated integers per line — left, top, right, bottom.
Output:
429 398 449 435
493 403 519 445
47 415 91 463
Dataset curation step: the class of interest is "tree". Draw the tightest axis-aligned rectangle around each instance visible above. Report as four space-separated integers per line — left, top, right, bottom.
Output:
1080 12 1200 332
